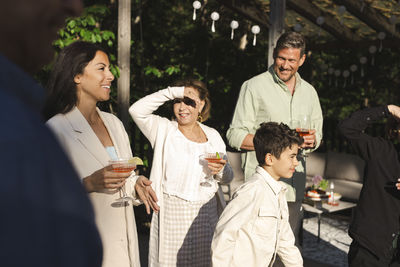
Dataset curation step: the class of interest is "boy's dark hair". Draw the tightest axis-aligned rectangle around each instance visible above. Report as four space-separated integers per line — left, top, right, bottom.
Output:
254 122 303 166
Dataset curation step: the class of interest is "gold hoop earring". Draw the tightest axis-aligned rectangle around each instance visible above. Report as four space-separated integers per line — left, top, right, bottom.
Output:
197 114 203 122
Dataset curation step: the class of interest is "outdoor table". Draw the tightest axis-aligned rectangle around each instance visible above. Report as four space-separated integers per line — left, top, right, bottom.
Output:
302 200 356 242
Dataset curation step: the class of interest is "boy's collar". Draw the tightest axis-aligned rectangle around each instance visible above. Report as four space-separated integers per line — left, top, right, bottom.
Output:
256 166 286 195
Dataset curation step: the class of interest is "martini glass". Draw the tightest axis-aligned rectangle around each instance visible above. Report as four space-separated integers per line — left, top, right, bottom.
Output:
109 158 136 203
200 152 225 187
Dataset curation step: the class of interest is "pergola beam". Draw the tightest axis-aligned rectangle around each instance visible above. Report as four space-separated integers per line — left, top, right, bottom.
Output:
333 0 400 40
309 39 400 50
287 0 362 42
268 0 286 66
117 0 131 128
216 0 270 28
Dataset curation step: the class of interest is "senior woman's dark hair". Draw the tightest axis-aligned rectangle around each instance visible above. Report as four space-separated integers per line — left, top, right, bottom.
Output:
173 79 211 122
273 31 306 59
254 122 303 166
42 41 107 120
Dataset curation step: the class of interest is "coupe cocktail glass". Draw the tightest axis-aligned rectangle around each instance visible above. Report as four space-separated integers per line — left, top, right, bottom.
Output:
200 152 225 187
109 158 136 202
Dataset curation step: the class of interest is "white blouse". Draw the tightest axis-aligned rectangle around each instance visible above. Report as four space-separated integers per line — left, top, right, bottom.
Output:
163 128 218 202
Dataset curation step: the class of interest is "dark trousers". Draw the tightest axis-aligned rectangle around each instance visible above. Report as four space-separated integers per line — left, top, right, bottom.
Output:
349 240 400 267
273 200 303 267
287 201 303 249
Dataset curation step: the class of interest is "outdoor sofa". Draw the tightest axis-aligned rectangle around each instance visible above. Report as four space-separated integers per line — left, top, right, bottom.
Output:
306 151 365 202
223 151 364 203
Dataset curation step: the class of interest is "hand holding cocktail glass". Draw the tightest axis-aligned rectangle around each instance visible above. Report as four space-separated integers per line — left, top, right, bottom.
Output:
84 164 131 193
290 115 316 152
302 129 316 148
109 157 160 212
109 158 136 203
200 152 226 187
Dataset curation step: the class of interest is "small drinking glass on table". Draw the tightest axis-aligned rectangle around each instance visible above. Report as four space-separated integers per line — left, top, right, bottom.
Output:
200 152 226 187
109 158 136 203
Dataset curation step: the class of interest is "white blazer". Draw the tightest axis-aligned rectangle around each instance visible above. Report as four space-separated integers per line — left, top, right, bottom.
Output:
47 107 141 267
129 86 233 264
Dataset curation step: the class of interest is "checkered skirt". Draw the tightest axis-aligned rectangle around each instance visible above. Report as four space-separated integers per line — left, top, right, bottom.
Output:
149 193 218 267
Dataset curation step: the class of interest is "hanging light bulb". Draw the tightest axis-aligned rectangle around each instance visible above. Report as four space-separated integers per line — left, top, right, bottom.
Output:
360 0 365 12
389 15 397 25
342 70 350 88
210 12 220 33
328 67 334 86
294 23 302 32
192 1 201 21
251 25 260 46
316 16 325 36
338 5 346 25
377 32 386 52
239 33 248 50
350 64 358 84
369 45 377 66
230 20 239 40
389 15 397 36
359 56 367 77
334 69 341 87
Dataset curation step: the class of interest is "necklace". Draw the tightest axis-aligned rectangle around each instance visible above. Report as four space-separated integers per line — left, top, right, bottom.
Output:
179 124 207 143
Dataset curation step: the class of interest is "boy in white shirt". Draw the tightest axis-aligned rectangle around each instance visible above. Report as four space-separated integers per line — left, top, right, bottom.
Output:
211 122 304 267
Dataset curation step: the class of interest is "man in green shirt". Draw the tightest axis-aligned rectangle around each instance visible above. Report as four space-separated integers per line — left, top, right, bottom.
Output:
227 31 323 249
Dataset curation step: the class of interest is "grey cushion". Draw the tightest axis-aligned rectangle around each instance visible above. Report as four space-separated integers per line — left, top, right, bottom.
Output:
306 152 327 178
325 151 365 183
226 151 245 198
329 179 362 200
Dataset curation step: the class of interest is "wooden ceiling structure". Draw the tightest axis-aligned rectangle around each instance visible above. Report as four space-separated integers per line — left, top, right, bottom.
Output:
216 0 400 51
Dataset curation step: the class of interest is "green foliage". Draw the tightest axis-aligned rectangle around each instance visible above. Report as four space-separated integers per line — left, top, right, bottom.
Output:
38 0 400 159
318 179 329 191
53 5 115 49
51 4 120 79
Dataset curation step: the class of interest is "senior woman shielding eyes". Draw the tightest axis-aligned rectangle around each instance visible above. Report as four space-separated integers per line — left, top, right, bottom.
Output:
129 79 233 267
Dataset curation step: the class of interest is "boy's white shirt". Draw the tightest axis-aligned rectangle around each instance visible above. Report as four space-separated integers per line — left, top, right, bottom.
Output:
211 166 303 267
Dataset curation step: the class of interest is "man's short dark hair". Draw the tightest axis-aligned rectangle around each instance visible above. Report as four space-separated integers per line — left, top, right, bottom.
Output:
273 31 306 58
254 122 303 166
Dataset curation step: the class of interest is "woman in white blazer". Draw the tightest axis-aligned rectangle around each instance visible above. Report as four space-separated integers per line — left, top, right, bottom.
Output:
129 80 233 267
43 41 159 267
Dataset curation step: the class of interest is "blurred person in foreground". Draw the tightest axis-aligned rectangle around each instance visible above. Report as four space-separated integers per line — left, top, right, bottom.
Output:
212 122 303 267
43 41 159 267
339 105 400 267
0 1 103 266
129 80 233 266
226 31 323 251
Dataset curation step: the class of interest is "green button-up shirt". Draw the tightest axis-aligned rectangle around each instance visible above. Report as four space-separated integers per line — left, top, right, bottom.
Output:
227 66 323 201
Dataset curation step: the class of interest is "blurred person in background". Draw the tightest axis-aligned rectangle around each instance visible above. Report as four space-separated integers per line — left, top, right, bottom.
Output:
0 0 103 266
340 105 400 267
